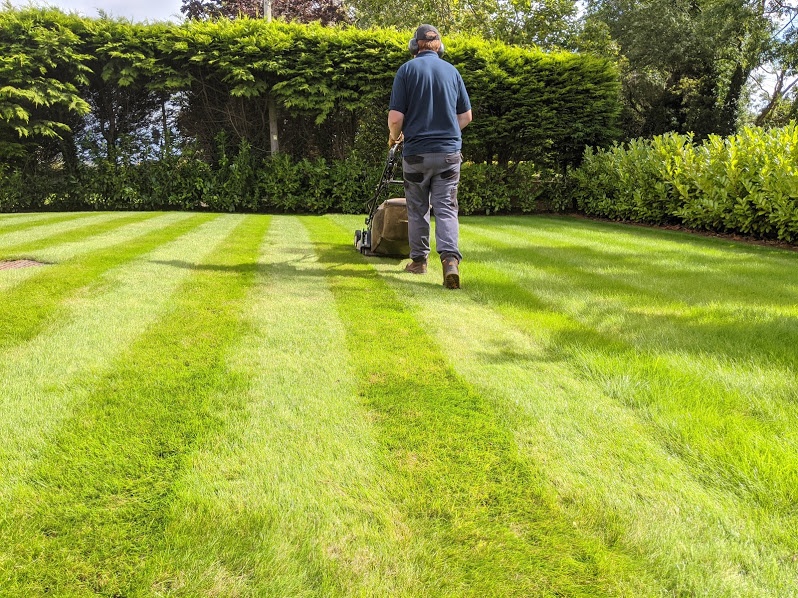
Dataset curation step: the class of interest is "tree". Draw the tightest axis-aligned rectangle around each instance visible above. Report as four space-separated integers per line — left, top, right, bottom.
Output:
0 8 91 166
180 0 350 159
181 0 349 24
345 0 579 49
580 0 798 139
751 4 798 126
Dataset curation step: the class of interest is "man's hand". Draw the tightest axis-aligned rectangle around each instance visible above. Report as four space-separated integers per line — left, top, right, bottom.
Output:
388 132 404 147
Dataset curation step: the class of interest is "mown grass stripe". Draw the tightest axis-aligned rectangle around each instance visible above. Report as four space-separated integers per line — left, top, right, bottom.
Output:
0 266 39 294
0 211 133 250
465 216 798 307
457 224 798 512
0 211 159 259
0 213 191 295
139 215 417 597
29 212 195 265
0 214 269 596
0 212 207 352
351 214 796 596
0 214 238 502
304 215 654 597
0 212 88 230
467 214 798 266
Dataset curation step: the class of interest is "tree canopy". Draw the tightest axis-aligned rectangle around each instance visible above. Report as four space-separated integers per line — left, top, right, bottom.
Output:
339 0 798 136
577 0 792 138
181 0 349 24
345 0 579 47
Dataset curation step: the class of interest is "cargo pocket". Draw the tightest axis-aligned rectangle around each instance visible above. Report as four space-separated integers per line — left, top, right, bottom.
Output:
444 152 462 164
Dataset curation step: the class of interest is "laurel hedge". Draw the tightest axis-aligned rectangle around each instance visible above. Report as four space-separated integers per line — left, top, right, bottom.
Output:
0 141 562 214
570 124 798 242
0 7 619 213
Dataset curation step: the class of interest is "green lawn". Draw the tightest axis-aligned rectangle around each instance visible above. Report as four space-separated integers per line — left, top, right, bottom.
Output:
1 212 796 597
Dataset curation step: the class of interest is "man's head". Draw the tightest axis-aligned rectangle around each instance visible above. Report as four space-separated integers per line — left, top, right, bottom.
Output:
409 24 444 56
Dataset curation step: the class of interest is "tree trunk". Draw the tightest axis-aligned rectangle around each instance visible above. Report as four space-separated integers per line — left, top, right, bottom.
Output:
161 97 171 156
719 63 748 136
268 95 279 155
755 71 785 127
754 70 798 127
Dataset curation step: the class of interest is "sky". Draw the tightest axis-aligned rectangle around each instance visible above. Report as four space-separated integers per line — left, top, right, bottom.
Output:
9 0 185 22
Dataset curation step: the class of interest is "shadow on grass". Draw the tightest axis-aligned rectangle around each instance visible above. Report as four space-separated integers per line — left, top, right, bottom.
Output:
466 231 798 306
303 232 798 374
160 227 798 373
151 259 262 274
471 253 798 370
152 250 405 279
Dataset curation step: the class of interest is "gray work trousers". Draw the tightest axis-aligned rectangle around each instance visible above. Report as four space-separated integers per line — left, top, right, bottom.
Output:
402 152 463 262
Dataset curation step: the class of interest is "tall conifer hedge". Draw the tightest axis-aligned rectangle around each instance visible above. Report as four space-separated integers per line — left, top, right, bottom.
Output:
0 7 620 212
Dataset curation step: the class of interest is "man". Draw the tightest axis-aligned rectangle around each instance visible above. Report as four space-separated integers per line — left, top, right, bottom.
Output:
388 24 472 289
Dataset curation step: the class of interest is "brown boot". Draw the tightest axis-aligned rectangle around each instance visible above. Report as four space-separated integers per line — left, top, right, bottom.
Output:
442 257 460 289
404 259 427 274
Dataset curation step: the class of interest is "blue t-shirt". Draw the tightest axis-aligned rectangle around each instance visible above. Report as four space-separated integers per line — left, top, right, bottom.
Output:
389 51 471 156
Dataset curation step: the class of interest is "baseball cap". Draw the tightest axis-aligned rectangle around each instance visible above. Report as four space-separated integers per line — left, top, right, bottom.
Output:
415 24 441 41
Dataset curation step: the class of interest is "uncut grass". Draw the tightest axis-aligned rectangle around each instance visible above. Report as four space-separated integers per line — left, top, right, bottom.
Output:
305 216 656 597
140 216 417 597
0 215 269 595
462 216 798 414
462 220 798 390
0 212 205 351
465 217 798 368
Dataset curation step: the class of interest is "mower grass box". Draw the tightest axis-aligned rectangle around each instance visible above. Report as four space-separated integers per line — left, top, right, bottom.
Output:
354 142 410 258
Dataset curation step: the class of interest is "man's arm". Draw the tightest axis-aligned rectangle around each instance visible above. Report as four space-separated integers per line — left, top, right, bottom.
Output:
457 110 472 130
388 110 404 144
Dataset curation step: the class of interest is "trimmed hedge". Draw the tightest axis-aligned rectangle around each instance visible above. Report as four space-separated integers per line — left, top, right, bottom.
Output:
0 142 559 215
0 7 619 214
0 9 620 164
570 123 798 242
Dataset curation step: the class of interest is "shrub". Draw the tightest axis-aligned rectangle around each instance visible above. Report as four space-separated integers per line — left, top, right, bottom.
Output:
570 123 798 242
458 163 512 215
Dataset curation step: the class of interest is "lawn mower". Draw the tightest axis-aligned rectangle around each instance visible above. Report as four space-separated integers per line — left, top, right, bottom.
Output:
354 141 410 258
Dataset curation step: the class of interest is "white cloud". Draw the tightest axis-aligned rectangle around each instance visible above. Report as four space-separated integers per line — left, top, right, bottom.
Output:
9 0 184 23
